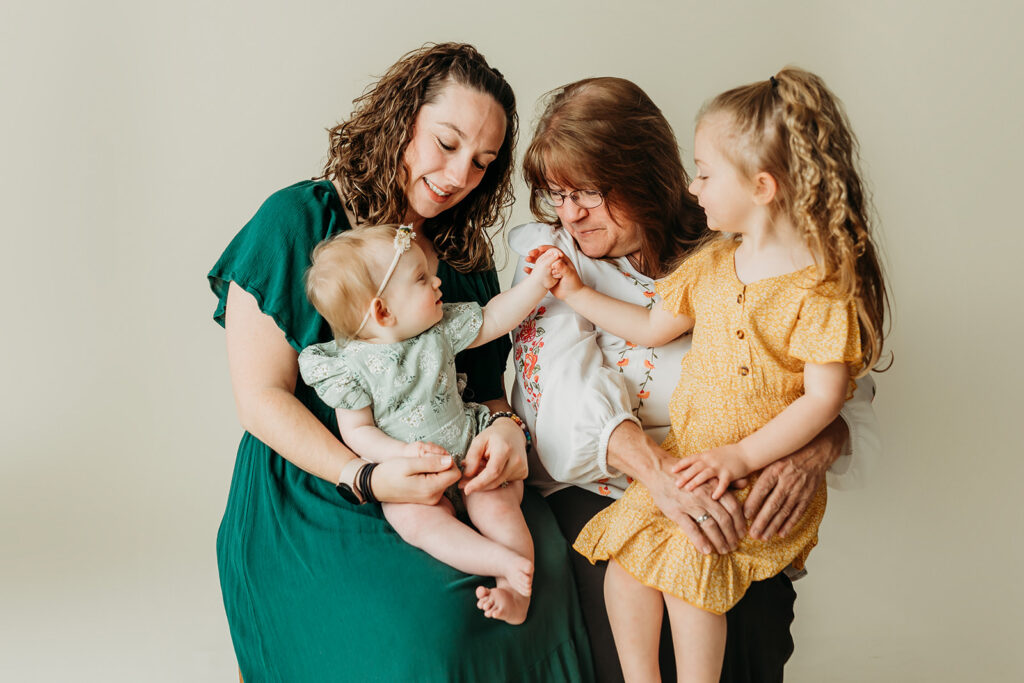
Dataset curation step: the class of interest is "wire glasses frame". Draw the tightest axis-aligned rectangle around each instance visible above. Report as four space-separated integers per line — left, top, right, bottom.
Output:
534 188 605 209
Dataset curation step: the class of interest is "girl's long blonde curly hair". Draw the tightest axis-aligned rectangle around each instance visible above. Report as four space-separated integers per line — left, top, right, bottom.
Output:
700 67 890 375
321 43 517 273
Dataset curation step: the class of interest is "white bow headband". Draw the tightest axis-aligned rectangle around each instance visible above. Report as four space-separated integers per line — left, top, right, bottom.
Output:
352 224 416 337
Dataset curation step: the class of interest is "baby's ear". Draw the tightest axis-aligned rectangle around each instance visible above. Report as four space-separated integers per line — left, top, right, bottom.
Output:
371 298 397 327
752 172 779 205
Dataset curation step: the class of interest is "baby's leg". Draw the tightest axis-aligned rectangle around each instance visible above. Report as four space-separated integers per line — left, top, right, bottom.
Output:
465 481 533 625
382 500 528 586
663 592 726 683
606 559 664 683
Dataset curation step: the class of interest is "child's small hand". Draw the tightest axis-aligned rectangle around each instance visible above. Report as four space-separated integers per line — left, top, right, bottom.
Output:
403 441 449 459
525 245 583 299
523 245 564 289
672 444 749 500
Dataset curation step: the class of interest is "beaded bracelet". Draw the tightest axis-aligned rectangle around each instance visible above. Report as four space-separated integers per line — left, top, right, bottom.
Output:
486 411 533 450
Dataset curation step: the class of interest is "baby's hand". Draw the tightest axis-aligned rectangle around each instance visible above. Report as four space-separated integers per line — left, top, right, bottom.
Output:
525 245 583 299
523 246 564 289
403 441 449 459
672 444 749 500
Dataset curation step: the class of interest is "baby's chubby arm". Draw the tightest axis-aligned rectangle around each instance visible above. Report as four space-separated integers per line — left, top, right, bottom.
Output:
528 245 694 348
336 406 449 461
674 362 849 499
467 247 564 349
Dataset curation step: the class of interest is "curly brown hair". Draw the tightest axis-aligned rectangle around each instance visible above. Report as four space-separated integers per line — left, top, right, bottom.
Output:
321 43 517 273
522 77 707 278
699 67 890 374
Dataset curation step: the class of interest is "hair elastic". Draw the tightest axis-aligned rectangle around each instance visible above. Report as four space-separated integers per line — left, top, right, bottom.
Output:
352 224 416 336
769 76 779 88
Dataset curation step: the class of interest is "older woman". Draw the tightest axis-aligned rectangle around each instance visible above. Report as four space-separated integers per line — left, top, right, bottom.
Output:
208 44 592 682
510 77 879 683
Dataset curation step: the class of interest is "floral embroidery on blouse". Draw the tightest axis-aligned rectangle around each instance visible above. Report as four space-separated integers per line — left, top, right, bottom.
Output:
513 305 547 411
614 267 659 416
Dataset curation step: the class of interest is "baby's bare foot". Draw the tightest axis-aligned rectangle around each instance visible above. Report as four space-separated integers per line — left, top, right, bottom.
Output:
475 584 531 625
503 555 533 597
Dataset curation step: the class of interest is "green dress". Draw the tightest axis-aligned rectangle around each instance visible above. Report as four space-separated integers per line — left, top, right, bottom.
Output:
208 180 594 682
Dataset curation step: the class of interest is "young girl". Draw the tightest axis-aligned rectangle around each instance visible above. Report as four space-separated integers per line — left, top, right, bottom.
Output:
298 224 562 626
541 68 888 681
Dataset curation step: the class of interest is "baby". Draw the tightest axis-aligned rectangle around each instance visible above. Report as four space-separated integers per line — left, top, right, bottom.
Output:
298 224 561 625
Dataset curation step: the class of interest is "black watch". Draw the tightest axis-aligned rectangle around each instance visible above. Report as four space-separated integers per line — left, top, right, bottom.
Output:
336 460 366 505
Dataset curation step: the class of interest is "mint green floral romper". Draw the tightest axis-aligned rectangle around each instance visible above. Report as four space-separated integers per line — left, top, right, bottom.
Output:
298 303 491 481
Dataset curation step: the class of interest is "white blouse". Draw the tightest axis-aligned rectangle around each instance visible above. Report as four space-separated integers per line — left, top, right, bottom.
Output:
508 222 881 500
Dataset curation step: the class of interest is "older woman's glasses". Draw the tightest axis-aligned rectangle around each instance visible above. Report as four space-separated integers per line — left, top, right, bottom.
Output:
535 188 604 209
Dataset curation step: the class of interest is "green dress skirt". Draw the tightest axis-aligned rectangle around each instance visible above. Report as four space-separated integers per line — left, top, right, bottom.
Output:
208 180 594 682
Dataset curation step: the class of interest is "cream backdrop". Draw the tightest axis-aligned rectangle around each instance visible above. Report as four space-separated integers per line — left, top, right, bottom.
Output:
2 0 1021 681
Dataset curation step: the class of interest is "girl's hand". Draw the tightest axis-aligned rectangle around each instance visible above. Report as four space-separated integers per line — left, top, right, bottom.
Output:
524 245 584 299
402 440 449 459
372 455 462 505
459 418 528 495
673 444 750 500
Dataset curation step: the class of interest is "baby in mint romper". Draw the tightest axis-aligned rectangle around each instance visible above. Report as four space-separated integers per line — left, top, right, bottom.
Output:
298 224 563 625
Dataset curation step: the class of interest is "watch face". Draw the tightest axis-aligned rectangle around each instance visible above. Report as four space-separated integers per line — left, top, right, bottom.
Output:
336 482 361 505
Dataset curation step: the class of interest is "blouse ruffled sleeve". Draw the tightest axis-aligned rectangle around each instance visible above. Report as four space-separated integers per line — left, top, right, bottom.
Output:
297 341 372 411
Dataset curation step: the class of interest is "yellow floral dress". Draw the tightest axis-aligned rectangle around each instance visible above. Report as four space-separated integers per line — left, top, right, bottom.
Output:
573 239 862 614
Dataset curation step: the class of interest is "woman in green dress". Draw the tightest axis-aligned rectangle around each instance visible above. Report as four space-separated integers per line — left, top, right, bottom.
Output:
208 43 593 681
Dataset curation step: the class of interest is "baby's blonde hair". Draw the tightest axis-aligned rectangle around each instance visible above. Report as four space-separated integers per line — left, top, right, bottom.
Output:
305 224 402 341
698 67 890 374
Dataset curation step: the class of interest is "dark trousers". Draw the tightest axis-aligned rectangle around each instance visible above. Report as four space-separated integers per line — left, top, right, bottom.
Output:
547 487 796 683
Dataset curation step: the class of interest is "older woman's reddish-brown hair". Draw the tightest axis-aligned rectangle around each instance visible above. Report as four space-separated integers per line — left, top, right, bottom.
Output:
322 43 517 273
523 77 706 278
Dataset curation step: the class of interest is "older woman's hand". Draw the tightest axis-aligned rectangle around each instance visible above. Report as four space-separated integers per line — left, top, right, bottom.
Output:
744 417 847 540
460 416 529 494
607 420 746 555
646 459 746 555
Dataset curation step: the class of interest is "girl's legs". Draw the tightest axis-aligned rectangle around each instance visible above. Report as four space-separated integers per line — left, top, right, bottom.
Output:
664 593 726 683
605 559 664 683
465 481 534 624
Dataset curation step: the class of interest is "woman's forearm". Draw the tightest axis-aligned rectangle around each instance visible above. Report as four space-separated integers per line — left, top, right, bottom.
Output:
236 384 358 483
605 419 671 483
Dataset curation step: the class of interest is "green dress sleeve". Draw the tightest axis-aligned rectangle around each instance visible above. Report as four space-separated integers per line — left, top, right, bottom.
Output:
208 180 345 352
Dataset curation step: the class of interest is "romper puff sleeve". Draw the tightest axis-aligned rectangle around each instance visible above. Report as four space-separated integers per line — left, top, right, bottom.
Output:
297 341 372 411
437 302 485 355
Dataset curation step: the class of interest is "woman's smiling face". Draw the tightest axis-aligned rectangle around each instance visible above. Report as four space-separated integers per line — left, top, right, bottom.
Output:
401 81 507 225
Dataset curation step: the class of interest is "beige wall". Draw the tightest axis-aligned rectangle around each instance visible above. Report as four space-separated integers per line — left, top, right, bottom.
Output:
2 1 1021 680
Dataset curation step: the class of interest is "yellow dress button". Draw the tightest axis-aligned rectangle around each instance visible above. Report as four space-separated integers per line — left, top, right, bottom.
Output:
739 366 749 376
736 329 745 339
736 293 744 304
